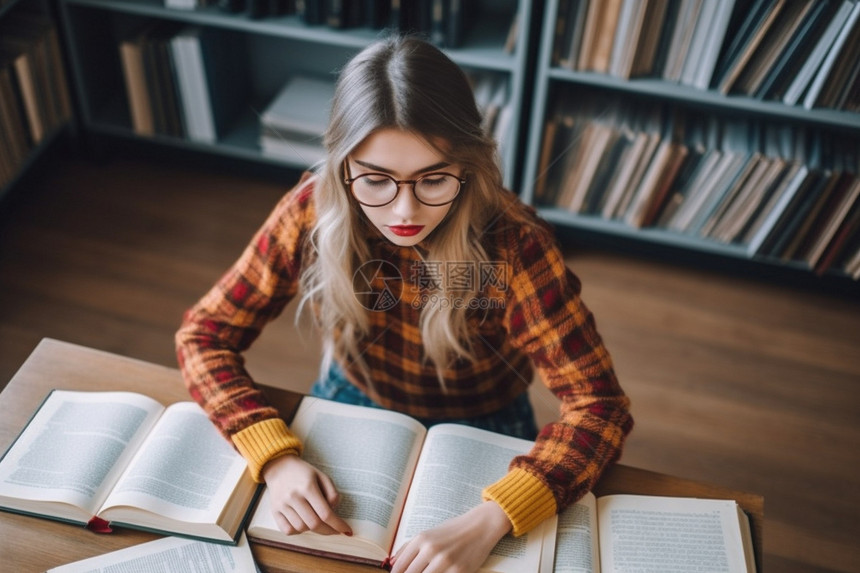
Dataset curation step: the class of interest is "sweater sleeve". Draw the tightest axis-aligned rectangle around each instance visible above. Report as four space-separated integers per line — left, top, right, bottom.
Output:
175 174 315 481
482 223 633 536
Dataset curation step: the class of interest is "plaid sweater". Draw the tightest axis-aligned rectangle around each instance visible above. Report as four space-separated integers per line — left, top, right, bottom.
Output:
176 174 632 536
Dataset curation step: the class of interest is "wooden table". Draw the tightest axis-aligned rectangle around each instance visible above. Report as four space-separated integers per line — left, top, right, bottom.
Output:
0 338 763 572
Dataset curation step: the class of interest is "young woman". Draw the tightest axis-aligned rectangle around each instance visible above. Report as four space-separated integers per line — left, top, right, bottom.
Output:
176 35 632 573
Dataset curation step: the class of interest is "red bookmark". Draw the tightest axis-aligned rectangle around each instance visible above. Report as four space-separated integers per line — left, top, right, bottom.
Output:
86 516 113 534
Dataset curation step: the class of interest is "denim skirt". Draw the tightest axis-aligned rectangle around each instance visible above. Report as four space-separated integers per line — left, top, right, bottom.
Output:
309 362 539 441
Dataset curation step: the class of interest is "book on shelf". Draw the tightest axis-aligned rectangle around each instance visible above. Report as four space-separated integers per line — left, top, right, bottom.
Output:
781 0 856 105
145 22 186 138
738 160 802 245
803 175 860 269
120 22 247 142
557 123 620 213
813 197 860 275
577 0 624 73
843 238 860 278
169 25 248 144
753 0 834 100
625 0 671 80
684 151 753 236
120 21 184 138
555 0 590 70
779 170 849 261
745 164 814 255
119 24 157 136
468 71 510 141
534 110 579 205
580 0 624 73
809 14 860 110
165 0 217 9
296 0 482 47
695 152 764 238
675 0 720 86
259 74 335 165
802 1 860 109
583 129 632 215
606 0 642 78
0 65 32 186
686 0 738 90
608 133 663 220
765 170 837 258
661 0 706 82
706 156 784 243
623 140 690 228
730 0 817 97
325 0 366 29
715 0 788 95
246 396 757 572
46 532 259 573
653 146 708 228
0 390 260 544
599 131 657 220
0 13 72 147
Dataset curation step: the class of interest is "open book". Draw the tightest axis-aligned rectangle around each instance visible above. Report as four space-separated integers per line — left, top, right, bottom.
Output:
46 532 259 572
247 396 554 571
248 397 757 572
0 390 259 544
543 492 756 572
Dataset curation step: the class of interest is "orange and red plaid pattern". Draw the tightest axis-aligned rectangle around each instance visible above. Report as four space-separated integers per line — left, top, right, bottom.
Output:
176 174 633 535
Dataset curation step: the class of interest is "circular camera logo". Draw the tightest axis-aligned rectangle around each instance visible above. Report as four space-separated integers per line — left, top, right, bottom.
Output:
353 260 403 311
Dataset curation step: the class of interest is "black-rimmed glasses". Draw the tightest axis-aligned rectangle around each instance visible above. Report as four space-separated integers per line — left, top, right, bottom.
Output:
344 162 465 207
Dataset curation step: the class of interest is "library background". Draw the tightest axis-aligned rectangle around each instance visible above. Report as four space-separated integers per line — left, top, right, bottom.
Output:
1 0 860 292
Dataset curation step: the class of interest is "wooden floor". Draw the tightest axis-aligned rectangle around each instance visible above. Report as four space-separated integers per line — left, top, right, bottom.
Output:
1 154 858 572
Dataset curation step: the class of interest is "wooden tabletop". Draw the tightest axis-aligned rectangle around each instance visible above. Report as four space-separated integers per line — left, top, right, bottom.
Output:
0 338 763 572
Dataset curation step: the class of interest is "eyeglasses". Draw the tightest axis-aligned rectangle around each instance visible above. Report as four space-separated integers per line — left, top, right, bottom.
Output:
344 162 465 207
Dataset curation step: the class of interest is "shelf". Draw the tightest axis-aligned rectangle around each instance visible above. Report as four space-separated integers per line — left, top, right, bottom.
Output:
0 0 75 201
546 68 860 133
520 0 860 284
62 0 519 71
537 206 750 259
56 0 531 187
86 94 311 170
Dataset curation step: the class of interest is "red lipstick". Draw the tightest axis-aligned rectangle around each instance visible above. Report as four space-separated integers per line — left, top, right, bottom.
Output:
388 225 424 237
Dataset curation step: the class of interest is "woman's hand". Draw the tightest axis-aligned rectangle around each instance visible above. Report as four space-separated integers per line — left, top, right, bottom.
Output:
261 453 353 536
390 501 512 573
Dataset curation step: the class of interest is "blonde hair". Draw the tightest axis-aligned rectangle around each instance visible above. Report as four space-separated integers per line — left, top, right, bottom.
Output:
299 36 530 387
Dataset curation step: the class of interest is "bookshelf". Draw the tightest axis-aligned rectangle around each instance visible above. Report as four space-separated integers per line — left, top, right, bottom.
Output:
521 0 860 283
0 0 74 201
54 0 534 188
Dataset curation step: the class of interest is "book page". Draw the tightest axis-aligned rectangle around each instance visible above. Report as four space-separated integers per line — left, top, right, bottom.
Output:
392 423 547 573
100 402 250 526
551 492 600 573
46 532 259 572
0 390 163 519
597 495 755 573
247 397 428 559
293 397 426 547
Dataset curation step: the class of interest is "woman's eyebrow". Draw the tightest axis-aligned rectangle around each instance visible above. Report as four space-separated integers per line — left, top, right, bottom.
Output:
353 159 451 174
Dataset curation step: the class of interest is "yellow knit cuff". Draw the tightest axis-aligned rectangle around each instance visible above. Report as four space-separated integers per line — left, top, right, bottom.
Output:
231 418 303 483
482 468 557 536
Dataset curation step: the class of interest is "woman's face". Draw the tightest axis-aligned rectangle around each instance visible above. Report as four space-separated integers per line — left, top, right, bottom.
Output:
346 129 460 247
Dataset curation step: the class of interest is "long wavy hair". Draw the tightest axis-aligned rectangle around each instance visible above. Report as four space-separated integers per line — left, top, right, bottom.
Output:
299 35 530 387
